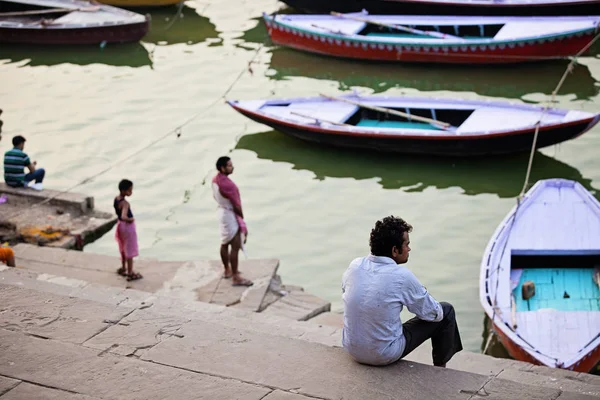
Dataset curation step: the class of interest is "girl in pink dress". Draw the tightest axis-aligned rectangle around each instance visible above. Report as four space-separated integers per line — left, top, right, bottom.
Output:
114 179 142 281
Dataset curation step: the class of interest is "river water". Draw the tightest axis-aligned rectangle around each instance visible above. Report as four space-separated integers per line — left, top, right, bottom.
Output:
2 0 599 353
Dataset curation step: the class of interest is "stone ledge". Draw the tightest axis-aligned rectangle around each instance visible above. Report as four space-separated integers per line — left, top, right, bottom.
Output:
0 183 92 213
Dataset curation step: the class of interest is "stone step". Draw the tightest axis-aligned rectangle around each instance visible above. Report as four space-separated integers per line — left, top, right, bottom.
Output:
0 329 271 400
308 311 344 329
0 183 93 213
0 266 341 348
261 287 331 321
0 280 585 400
405 340 600 397
1 265 597 398
1 185 116 250
12 243 282 313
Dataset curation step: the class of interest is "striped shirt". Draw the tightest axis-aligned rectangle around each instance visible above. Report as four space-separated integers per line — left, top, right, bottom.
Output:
3 147 30 186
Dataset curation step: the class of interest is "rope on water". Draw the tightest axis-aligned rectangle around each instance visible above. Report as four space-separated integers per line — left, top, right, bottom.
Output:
4 42 265 221
483 31 600 359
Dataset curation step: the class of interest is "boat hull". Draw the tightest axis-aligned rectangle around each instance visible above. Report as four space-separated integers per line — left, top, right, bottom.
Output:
0 19 150 44
280 0 600 16
230 104 599 157
493 321 600 373
97 0 180 6
266 20 596 64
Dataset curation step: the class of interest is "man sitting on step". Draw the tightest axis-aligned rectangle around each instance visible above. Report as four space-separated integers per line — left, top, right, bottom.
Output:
3 135 45 191
342 215 463 368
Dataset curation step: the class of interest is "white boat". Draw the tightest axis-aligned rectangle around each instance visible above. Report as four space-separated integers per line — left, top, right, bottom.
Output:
227 94 600 156
480 178 600 372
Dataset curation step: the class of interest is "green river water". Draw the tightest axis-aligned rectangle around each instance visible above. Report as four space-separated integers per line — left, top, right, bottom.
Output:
2 0 600 354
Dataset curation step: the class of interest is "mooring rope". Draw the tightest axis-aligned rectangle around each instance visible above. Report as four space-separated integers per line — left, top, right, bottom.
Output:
482 31 600 360
3 42 264 221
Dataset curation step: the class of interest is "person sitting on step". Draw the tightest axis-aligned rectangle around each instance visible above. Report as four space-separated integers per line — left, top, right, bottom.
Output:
3 135 45 191
342 215 463 368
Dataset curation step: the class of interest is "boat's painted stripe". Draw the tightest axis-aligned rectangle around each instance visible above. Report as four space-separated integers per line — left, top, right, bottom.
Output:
265 16 596 49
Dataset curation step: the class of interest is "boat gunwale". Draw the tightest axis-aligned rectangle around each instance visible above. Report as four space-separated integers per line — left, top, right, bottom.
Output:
227 97 597 140
479 178 600 370
383 0 600 7
0 0 148 29
265 13 600 47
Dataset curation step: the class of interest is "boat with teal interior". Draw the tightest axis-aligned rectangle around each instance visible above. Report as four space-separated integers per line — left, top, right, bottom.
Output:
480 179 600 372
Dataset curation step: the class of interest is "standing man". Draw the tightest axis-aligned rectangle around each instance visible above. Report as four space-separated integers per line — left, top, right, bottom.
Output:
212 156 253 287
342 215 462 367
3 135 45 190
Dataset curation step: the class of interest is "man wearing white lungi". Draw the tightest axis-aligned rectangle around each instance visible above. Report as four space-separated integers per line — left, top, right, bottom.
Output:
212 156 253 287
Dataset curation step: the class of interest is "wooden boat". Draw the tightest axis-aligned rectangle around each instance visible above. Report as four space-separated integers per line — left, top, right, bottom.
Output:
226 94 600 157
280 0 600 16
0 0 149 44
264 12 600 64
96 0 180 8
479 179 600 372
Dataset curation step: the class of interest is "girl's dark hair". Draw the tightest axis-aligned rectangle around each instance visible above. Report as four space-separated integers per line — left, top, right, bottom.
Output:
118 179 133 192
369 215 413 258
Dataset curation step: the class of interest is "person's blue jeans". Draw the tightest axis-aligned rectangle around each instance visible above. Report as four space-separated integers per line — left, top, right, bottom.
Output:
24 168 45 184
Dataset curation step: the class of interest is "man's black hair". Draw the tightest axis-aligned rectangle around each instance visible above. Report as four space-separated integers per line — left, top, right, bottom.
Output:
12 135 25 147
216 156 231 171
369 215 413 258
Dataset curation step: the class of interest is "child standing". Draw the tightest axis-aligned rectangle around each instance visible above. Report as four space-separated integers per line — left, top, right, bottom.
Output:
114 179 142 281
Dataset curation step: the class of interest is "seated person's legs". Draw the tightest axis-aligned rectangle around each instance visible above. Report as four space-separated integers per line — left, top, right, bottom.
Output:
401 301 463 367
24 168 45 184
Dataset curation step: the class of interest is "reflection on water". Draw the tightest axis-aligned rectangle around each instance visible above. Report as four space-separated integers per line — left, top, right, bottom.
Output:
0 42 152 68
481 314 600 375
142 2 220 46
267 48 599 101
0 2 220 68
238 17 599 100
236 130 596 198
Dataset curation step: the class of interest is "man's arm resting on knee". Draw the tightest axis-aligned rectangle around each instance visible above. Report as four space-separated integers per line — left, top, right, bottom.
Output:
399 274 444 322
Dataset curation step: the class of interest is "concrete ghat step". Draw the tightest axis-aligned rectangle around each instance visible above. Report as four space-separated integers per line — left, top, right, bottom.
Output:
405 338 600 397
13 244 281 312
0 329 271 400
0 267 341 348
1 266 598 398
0 282 581 400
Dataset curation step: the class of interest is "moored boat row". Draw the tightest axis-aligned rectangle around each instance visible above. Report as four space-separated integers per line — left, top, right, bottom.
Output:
225 0 600 374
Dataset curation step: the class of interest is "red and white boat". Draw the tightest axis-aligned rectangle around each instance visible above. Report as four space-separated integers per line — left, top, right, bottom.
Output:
264 12 600 64
280 0 600 16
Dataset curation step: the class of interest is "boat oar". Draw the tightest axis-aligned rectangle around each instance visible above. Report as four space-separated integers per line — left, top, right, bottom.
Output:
319 93 452 130
330 11 464 41
0 6 100 17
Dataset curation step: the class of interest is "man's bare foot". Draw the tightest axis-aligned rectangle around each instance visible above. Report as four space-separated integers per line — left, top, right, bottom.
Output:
222 267 233 279
232 274 253 287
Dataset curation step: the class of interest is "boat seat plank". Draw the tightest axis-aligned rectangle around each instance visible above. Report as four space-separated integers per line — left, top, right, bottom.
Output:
262 103 358 125
456 108 563 134
494 20 597 40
